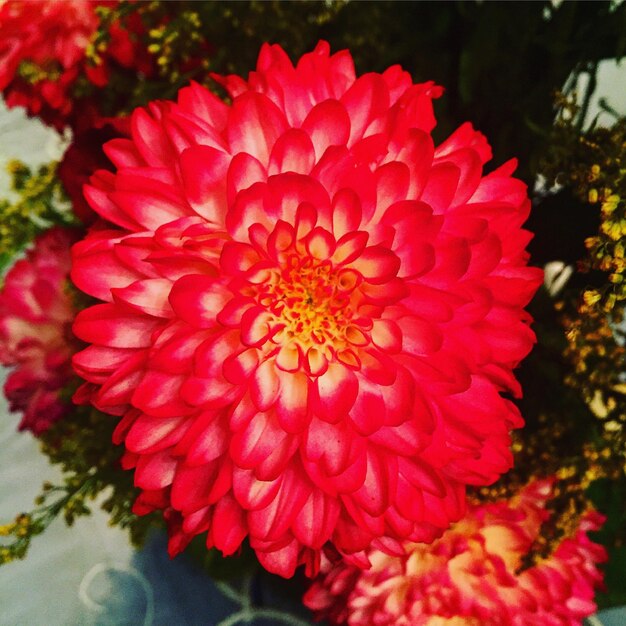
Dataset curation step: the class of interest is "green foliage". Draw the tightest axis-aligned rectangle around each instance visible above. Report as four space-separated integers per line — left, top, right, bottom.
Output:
100 1 626 181
39 404 162 546
587 476 626 608
0 403 161 565
522 101 626 606
0 160 74 273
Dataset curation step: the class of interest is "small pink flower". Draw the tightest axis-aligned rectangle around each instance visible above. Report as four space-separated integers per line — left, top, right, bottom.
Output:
0 228 79 434
305 479 607 626
71 42 543 577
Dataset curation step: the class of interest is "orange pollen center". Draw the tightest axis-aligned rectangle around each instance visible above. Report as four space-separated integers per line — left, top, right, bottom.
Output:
247 255 370 374
265 259 356 350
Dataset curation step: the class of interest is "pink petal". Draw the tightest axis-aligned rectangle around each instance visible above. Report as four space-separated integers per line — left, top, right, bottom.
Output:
341 73 390 145
211 494 248 555
351 448 396 517
305 226 336 260
71 234 145 302
303 417 357 477
250 358 281 410
73 303 162 348
103 138 143 168
179 145 229 226
396 316 442 355
220 241 261 274
255 539 300 578
227 91 288 164
112 278 173 318
222 348 259 384
293 491 340 549
226 151 267 205
168 275 229 329
174 409 229 464
370 319 402 353
108 189 191 232
84 179 141 231
268 128 316 176
131 107 172 168
240 306 274 348
347 246 400 284
264 367 307 431
350 377 385 436
178 81 228 129
134 450 177 490
331 188 363 238
389 129 434 199
313 363 358 421
420 162 461 214
230 410 288 469
131 370 192 417
171 462 219 513
125 413 189 454
232 467 282 510
248 470 310 542
333 231 368 265
302 99 351 159
371 161 410 223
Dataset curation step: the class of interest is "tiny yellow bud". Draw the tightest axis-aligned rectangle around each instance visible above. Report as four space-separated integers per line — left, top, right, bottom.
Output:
583 290 601 306
0 523 15 536
602 194 620 215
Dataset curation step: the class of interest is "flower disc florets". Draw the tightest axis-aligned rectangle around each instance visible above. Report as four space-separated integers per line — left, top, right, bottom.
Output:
71 42 543 577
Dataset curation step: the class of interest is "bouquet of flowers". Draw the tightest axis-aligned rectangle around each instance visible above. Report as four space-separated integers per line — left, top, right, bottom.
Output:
1 2 624 624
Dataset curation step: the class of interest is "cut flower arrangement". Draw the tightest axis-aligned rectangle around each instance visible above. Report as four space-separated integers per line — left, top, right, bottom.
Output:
1 2 625 624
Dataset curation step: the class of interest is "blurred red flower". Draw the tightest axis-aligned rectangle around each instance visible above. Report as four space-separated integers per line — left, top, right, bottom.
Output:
0 228 79 434
0 0 151 130
305 479 607 626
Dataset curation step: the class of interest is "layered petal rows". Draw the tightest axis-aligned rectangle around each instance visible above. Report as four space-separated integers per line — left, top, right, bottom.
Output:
71 42 543 577
304 480 607 626
0 228 79 434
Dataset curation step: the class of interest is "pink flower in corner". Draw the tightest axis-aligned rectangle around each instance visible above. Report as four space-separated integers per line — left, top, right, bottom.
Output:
71 42 543 577
304 479 607 626
0 228 79 435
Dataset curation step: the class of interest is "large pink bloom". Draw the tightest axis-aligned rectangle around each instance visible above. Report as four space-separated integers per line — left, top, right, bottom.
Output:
0 0 150 130
71 42 543 577
304 480 607 626
0 228 79 434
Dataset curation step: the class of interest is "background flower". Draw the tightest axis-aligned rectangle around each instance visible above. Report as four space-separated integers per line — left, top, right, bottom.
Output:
304 479 607 626
0 0 151 131
71 41 542 577
0 227 79 434
57 116 131 224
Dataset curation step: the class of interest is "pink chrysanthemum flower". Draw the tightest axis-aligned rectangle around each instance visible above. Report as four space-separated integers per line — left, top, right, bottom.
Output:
304 480 607 626
0 0 150 130
71 42 543 577
0 228 79 434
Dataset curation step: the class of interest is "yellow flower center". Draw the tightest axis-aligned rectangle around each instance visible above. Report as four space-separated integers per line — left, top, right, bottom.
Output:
251 255 368 374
